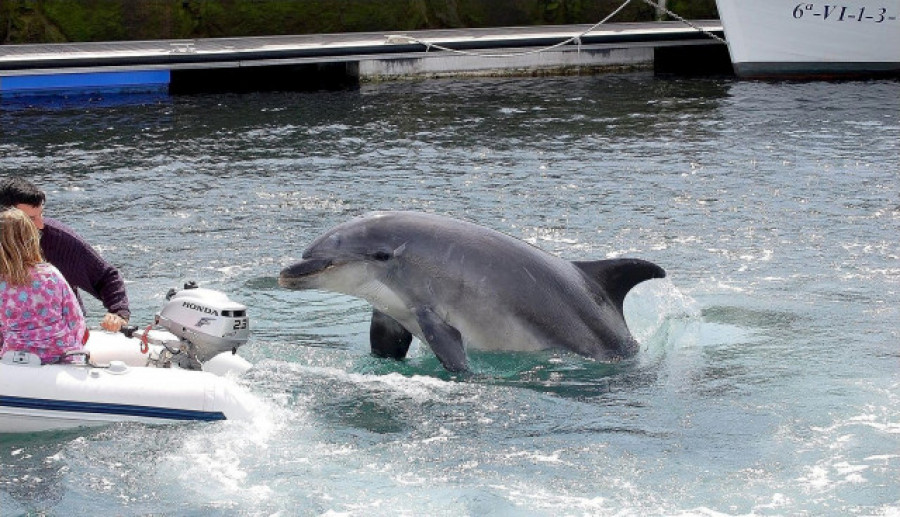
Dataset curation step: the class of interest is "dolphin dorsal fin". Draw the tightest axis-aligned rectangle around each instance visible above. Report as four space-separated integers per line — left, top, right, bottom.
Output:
573 258 666 314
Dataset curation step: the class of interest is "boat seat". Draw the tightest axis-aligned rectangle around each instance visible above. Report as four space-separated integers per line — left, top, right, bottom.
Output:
0 351 43 367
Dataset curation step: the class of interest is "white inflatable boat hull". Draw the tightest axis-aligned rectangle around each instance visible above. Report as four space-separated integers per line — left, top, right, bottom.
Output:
0 331 255 434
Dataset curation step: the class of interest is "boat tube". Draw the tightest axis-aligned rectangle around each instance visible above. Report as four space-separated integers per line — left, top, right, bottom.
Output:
0 283 258 434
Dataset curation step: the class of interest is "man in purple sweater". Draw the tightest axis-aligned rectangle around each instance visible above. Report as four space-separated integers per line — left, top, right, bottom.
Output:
0 178 130 332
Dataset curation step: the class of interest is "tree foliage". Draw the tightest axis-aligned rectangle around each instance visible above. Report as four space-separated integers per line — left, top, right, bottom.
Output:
1 0 718 44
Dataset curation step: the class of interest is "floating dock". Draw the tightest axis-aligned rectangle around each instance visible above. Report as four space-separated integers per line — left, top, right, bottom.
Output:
0 21 728 96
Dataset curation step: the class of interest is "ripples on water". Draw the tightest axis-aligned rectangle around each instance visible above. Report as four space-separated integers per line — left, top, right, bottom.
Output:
1 75 898 516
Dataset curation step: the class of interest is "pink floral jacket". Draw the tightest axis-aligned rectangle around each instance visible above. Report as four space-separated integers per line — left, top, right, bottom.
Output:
0 263 87 363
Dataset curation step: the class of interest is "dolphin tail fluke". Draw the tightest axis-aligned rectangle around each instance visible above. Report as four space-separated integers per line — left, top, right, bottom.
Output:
573 258 666 315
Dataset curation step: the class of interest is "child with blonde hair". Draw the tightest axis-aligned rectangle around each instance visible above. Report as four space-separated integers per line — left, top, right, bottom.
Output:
0 208 86 363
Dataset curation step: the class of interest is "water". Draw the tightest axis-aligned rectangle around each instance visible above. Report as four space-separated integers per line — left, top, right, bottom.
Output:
1 75 898 516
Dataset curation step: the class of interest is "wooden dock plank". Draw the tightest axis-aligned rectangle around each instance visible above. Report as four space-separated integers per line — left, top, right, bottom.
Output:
0 22 723 74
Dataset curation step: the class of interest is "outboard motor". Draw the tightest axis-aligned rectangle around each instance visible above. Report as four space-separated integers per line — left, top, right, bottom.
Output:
146 283 250 369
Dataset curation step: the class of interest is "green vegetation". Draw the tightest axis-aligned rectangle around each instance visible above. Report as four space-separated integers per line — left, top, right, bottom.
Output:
1 0 718 44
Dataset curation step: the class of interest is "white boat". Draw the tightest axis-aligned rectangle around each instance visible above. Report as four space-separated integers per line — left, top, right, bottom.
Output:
0 285 258 434
715 0 900 78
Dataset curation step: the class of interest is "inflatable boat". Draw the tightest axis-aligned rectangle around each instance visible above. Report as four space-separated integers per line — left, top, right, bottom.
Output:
0 284 257 434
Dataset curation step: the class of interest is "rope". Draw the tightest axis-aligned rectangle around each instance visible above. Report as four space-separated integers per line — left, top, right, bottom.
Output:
638 0 727 44
140 323 152 354
386 0 635 58
385 0 726 59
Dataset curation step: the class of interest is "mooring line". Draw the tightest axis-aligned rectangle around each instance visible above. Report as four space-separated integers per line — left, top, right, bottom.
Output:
638 0 727 44
384 0 725 59
385 0 635 58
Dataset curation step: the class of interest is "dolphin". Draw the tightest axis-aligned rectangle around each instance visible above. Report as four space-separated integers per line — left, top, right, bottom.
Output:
278 211 665 372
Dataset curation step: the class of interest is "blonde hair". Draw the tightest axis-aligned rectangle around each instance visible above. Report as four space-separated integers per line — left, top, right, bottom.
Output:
0 208 44 286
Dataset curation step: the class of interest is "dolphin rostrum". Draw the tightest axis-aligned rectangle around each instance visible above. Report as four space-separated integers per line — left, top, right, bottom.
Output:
279 211 665 372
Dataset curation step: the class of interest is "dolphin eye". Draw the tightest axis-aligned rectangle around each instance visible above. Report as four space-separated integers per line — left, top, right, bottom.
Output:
372 251 391 262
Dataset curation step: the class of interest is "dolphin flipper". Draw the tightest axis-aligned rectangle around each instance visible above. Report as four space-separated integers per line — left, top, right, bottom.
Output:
415 307 468 372
370 309 413 360
573 258 666 314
